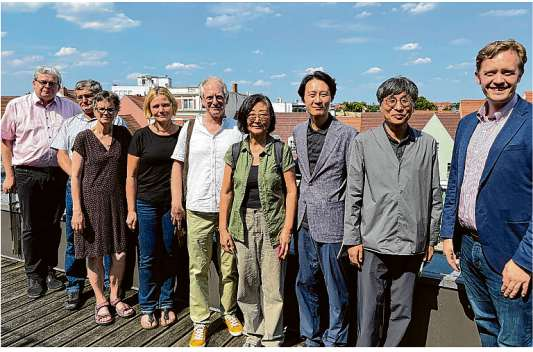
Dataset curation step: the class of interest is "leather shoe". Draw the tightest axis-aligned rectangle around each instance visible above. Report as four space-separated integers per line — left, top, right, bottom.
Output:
64 290 81 310
27 278 46 299
46 271 65 291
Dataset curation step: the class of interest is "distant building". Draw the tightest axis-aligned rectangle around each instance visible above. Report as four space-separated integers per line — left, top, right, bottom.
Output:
434 101 452 112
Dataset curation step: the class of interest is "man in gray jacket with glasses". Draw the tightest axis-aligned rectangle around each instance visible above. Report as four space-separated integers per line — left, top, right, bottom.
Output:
343 76 443 346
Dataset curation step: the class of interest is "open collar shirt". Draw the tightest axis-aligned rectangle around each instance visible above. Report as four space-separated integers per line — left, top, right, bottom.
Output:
171 114 243 213
1 92 81 167
458 94 517 230
51 112 127 158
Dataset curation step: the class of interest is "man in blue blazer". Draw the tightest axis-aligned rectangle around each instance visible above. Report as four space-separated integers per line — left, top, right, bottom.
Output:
292 71 357 346
441 39 531 347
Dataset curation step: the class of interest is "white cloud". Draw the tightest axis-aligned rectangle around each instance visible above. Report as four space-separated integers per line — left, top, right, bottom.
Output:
270 73 287 79
446 62 472 70
253 80 271 87
316 20 372 31
2 2 45 13
290 82 300 86
223 68 233 73
354 2 381 8
55 3 140 32
407 57 432 65
80 50 108 61
401 3 437 15
205 4 275 32
305 67 325 74
252 49 263 55
165 62 200 70
9 55 44 66
336 37 368 44
363 67 383 74
232 80 251 85
1 32 6 38
55 47 78 56
356 11 372 18
74 60 108 67
53 64 69 71
480 9 528 17
450 38 470 45
396 42 420 51
1 51 15 57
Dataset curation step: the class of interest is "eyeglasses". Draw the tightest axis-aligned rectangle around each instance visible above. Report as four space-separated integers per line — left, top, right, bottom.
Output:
204 94 225 103
95 107 116 114
383 96 412 109
247 114 270 122
35 79 58 87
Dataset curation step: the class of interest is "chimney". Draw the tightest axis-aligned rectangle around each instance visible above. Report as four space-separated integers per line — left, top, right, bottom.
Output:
232 83 238 93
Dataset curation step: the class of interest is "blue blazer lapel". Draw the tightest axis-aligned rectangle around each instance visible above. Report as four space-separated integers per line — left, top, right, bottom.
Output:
311 118 341 179
479 97 529 185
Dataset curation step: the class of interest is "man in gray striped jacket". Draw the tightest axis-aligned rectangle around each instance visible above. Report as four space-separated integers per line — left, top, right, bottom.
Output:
343 76 442 346
293 71 358 347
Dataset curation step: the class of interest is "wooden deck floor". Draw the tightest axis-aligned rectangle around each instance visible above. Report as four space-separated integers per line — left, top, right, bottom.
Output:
0 257 248 347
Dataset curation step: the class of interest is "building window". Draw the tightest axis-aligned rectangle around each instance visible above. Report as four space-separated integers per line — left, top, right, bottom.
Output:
183 98 194 110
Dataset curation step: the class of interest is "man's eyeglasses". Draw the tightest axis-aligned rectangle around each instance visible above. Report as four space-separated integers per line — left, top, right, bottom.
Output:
95 107 116 114
383 96 412 109
247 114 270 122
35 79 58 87
204 95 225 103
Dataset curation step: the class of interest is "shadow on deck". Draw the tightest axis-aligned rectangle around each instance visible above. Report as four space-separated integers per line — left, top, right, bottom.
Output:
0 257 249 347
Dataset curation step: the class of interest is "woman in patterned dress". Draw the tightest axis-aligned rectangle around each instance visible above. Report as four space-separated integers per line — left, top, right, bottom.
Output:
71 91 135 325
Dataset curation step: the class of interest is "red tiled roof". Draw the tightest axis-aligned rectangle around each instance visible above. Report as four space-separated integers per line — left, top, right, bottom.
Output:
459 99 484 118
1 96 18 117
128 95 145 110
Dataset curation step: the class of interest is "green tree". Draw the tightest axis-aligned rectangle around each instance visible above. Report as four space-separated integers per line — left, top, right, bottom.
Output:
415 96 437 111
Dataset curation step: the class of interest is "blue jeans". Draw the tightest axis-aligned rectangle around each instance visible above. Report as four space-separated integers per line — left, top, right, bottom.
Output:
295 227 349 346
65 180 110 293
136 199 177 314
460 235 532 347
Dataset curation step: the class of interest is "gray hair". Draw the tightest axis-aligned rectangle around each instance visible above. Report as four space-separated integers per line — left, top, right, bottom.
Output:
75 80 102 94
199 76 228 99
376 76 418 105
33 66 62 85
92 91 120 111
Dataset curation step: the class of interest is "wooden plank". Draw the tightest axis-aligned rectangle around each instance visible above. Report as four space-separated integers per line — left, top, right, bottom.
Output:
1 268 29 286
1 290 66 324
144 307 192 347
1 261 23 273
224 335 246 347
88 317 140 347
205 317 233 347
172 312 221 347
119 307 190 347
6 289 137 347
39 290 138 347
61 308 137 347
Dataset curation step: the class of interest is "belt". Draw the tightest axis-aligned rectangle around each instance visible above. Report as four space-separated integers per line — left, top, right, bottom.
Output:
15 165 60 174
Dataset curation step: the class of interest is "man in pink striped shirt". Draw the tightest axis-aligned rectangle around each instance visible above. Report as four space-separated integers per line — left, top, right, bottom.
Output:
1 66 81 299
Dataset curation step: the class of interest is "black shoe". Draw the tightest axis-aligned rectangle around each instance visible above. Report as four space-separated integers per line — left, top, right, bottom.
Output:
27 278 46 299
46 271 65 291
64 290 81 310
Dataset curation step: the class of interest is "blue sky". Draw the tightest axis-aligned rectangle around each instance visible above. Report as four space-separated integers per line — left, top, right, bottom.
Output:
1 2 532 104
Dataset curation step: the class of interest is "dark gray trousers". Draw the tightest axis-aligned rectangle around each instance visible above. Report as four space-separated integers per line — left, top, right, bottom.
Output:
356 250 423 347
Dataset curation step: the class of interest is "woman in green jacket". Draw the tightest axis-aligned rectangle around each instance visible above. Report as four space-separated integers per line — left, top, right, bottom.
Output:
219 94 297 347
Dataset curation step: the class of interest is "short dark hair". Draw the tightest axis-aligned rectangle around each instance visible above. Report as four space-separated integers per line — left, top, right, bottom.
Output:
297 71 337 101
92 90 120 111
376 76 418 105
236 94 276 134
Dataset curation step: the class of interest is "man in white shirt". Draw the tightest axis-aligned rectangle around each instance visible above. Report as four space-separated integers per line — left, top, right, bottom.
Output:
170 77 243 347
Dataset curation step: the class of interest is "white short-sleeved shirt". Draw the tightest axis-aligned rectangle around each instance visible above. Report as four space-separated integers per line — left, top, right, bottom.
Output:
171 115 243 213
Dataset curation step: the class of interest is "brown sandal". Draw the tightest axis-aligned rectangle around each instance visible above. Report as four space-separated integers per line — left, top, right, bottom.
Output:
110 298 135 318
95 302 114 325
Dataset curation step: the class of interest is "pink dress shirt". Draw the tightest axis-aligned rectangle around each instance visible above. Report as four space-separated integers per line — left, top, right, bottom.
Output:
458 94 518 230
1 93 81 167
